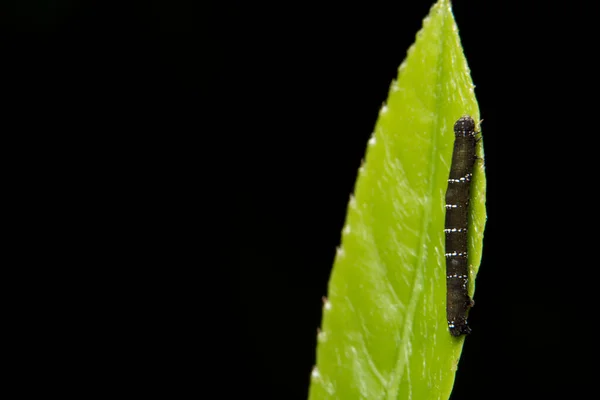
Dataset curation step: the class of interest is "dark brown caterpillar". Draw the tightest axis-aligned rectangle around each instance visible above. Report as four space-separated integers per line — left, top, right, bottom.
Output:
445 115 479 336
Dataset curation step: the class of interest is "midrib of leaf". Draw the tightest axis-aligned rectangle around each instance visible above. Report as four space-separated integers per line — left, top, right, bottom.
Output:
385 6 451 399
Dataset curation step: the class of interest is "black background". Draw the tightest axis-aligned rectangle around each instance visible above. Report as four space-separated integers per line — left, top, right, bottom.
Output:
2 0 594 398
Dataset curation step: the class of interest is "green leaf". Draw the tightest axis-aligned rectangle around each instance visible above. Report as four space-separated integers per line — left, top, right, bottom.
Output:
308 1 486 399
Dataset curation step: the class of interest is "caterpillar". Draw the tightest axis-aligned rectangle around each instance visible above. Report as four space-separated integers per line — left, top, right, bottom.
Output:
445 115 479 336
